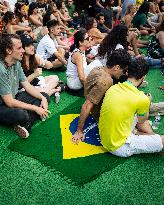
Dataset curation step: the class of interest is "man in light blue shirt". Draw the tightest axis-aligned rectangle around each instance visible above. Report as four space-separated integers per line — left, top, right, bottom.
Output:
0 34 50 138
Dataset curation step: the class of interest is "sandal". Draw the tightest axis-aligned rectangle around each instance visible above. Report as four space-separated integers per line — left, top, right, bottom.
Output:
57 81 67 92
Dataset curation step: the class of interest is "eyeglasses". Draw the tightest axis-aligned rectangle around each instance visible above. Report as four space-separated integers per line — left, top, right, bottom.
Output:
85 36 93 41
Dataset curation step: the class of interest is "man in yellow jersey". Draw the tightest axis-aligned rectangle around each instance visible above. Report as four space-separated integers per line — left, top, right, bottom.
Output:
71 49 131 144
99 57 164 157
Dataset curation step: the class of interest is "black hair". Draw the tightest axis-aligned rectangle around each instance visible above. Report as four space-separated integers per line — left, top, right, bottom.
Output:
0 34 21 60
128 57 149 80
43 6 53 26
98 25 128 58
15 3 24 15
15 3 26 23
20 33 33 48
28 2 38 16
46 19 60 32
136 1 150 16
56 0 62 9
104 0 114 7
106 49 131 70
22 51 38 74
85 17 95 30
96 12 104 21
70 28 87 52
2 11 15 24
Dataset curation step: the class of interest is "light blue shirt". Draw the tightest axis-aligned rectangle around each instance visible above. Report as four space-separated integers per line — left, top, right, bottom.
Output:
121 0 136 17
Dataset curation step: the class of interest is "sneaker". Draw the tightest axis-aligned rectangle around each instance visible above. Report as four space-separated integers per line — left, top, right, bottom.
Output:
14 125 29 139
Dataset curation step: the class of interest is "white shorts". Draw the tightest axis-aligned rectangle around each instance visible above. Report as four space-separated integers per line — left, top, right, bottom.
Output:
110 134 163 157
67 76 83 90
110 117 163 157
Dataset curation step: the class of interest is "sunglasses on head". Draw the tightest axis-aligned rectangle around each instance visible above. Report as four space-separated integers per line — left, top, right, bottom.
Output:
85 36 93 41
84 36 90 41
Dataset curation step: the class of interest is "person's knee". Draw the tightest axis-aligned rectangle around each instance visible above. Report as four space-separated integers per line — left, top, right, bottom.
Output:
161 135 164 148
141 30 149 35
58 48 65 56
16 109 29 124
51 75 59 85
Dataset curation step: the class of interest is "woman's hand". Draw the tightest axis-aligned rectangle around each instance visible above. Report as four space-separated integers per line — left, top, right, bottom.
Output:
34 68 42 77
25 26 32 32
40 96 48 110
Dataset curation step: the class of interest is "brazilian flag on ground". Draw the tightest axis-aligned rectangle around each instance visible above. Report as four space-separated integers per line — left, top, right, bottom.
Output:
8 68 164 185
8 96 127 185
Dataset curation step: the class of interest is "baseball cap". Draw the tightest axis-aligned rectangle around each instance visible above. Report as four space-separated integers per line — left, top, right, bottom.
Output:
20 33 33 47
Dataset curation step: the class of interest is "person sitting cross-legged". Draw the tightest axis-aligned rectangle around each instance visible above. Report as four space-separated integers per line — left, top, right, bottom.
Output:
0 34 50 139
99 57 164 157
36 19 67 69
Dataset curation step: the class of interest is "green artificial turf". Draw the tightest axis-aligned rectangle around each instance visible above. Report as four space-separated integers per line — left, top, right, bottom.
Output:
0 67 164 204
8 99 127 185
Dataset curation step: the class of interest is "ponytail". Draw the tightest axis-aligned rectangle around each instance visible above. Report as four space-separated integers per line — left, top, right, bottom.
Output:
70 28 87 52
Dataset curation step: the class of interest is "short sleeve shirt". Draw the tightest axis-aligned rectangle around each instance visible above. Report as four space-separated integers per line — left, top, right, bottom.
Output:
132 13 147 29
66 4 75 18
84 67 113 121
36 34 57 60
0 61 26 105
102 7 113 29
99 82 150 152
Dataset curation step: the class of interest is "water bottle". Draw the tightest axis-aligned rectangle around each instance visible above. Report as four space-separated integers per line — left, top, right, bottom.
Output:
152 113 161 129
55 92 60 104
63 31 67 39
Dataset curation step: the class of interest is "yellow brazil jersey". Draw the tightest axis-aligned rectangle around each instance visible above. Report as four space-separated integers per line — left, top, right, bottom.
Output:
98 81 150 152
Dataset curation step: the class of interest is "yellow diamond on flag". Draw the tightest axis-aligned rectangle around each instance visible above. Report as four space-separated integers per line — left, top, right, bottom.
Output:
60 114 107 159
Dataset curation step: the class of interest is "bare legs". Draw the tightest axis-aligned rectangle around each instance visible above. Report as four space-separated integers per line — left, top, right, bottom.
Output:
37 75 59 96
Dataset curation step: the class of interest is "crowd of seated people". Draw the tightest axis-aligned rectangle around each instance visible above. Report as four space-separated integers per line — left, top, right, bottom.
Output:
0 0 163 157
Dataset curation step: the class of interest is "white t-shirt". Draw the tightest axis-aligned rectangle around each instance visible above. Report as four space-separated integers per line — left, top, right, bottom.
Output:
36 34 57 60
85 58 106 77
85 44 124 77
3 0 16 11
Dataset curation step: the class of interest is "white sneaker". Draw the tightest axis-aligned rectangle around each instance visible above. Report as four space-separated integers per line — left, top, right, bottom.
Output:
14 125 30 139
